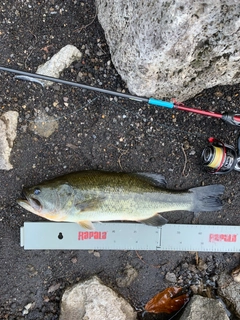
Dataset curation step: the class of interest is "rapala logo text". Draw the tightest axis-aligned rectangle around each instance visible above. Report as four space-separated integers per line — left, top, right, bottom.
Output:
78 231 107 240
209 233 237 243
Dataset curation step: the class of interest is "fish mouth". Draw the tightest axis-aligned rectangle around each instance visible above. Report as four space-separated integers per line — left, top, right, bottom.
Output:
17 189 42 212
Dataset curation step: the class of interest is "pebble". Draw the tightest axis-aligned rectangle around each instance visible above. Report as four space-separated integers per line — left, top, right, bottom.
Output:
71 257 77 264
93 251 100 258
181 262 189 270
197 259 208 271
231 265 240 283
48 283 61 293
183 140 190 149
165 272 177 283
189 150 196 155
53 84 61 91
22 302 35 315
214 91 223 97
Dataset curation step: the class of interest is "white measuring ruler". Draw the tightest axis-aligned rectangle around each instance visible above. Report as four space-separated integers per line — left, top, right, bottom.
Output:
20 222 240 252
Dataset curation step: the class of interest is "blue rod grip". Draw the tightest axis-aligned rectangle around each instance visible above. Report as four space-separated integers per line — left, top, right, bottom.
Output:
148 98 174 108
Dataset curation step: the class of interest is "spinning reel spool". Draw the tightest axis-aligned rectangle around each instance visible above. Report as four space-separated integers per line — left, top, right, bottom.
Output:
201 136 240 174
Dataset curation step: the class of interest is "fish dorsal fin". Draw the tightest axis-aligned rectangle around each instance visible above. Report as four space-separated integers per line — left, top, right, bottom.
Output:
135 173 167 188
78 220 95 230
139 213 168 226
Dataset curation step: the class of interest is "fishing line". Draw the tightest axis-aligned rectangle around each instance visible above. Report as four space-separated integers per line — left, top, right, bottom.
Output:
26 97 98 123
2 66 240 174
105 97 240 175
15 78 206 140
17 78 98 124
20 85 211 156
105 96 209 140
1 66 240 126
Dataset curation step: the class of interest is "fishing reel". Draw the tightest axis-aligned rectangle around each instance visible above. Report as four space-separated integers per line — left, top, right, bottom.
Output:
201 136 240 174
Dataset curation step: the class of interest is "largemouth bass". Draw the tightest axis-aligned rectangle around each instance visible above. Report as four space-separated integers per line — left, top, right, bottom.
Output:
17 171 224 229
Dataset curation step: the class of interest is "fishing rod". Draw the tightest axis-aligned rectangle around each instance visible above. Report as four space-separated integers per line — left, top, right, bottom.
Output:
1 65 240 126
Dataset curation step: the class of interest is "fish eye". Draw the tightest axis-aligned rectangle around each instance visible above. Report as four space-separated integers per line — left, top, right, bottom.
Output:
34 188 41 195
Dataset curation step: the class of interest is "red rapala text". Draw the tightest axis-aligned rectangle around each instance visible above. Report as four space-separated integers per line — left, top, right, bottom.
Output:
209 233 237 243
78 231 107 240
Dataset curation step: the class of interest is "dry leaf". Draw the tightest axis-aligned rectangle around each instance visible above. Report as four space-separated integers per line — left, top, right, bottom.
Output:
145 287 189 314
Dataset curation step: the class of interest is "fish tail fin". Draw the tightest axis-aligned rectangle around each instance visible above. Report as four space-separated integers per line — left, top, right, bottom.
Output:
190 184 224 212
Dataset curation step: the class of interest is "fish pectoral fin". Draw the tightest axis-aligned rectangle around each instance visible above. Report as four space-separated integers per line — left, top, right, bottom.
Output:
78 220 95 230
75 198 102 212
138 214 168 226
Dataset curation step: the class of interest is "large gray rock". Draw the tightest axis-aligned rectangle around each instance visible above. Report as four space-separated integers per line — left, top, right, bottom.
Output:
96 0 240 101
60 276 137 320
180 295 229 320
217 272 240 318
0 111 18 170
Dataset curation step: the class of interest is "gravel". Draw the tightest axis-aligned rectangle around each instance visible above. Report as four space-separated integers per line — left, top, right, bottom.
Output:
0 1 240 319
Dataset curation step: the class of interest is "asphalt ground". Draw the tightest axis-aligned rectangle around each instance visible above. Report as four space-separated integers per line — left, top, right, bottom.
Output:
0 1 240 319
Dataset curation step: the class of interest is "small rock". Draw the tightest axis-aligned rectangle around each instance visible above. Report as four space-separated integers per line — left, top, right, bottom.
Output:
214 91 224 97
197 258 208 272
22 302 35 316
189 150 196 156
29 110 58 138
71 257 77 264
189 285 199 295
182 262 189 270
36 44 82 86
0 111 19 170
217 272 240 318
53 101 59 107
183 141 190 150
48 283 61 293
165 272 177 283
188 264 198 273
231 265 240 283
60 276 136 320
180 295 229 320
93 251 101 258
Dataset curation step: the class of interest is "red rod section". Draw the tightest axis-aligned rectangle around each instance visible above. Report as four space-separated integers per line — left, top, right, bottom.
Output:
174 103 223 119
233 115 240 123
